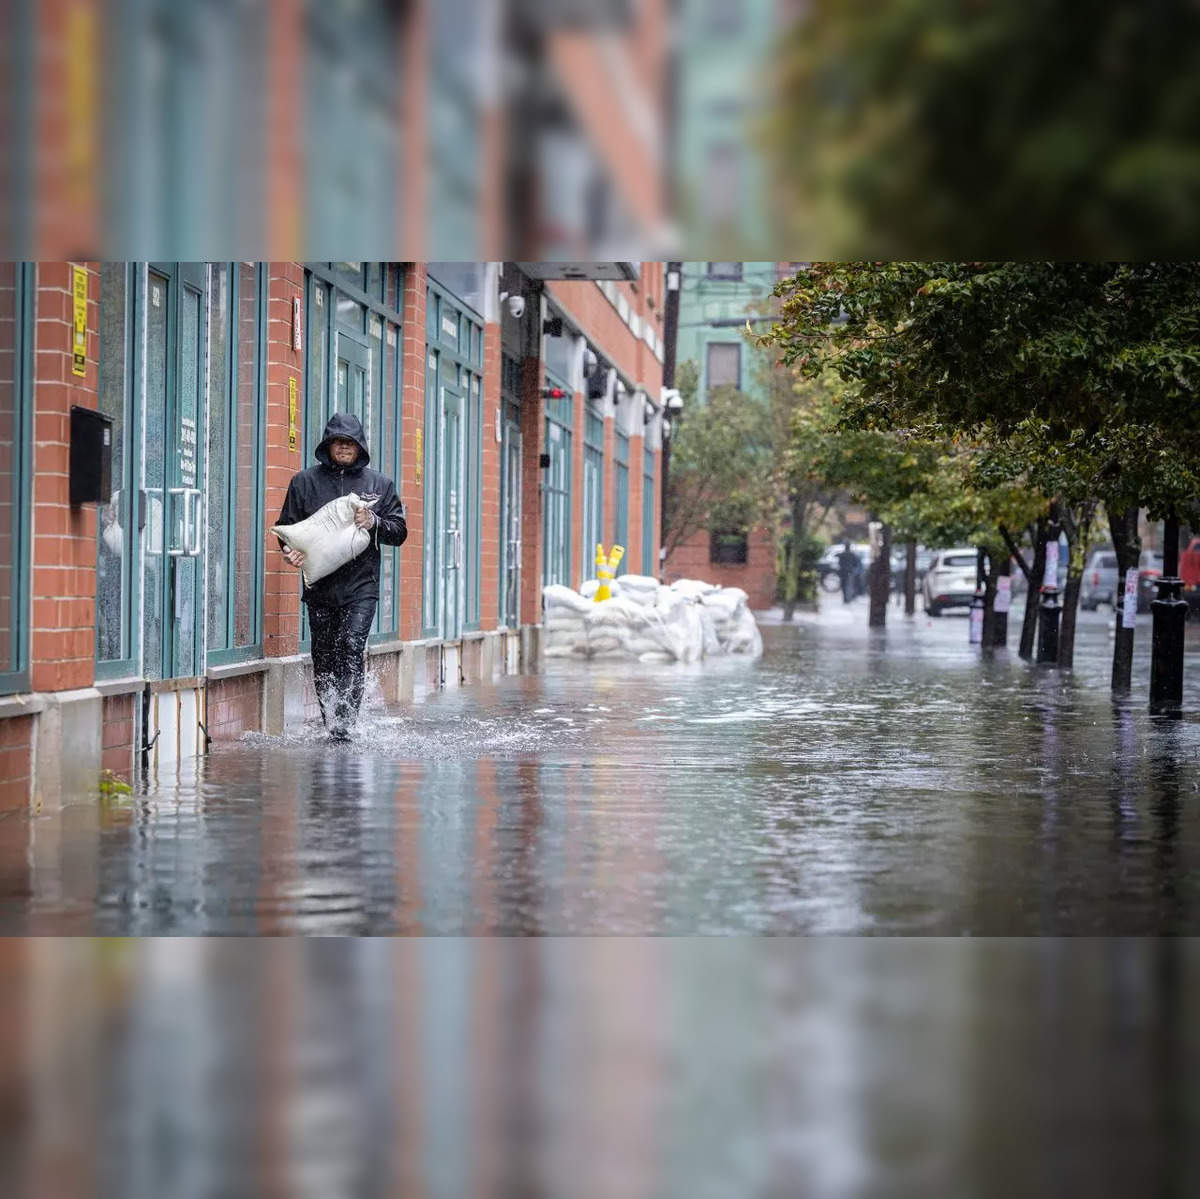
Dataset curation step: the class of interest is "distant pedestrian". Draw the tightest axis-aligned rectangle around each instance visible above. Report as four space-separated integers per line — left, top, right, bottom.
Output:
837 538 862 604
276 413 407 741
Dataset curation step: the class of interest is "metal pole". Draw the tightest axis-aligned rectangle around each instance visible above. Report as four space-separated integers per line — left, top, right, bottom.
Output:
1037 519 1062 664
1150 514 1188 716
659 262 682 558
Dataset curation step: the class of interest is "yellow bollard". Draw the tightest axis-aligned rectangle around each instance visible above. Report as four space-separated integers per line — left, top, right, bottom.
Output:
594 544 625 601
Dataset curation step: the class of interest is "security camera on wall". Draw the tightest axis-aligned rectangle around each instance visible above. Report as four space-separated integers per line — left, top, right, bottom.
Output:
506 294 526 320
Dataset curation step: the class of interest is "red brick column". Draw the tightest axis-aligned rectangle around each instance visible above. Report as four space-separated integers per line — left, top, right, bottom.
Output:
519 356 545 626
570 391 585 589
479 323 501 631
262 263 305 659
30 261 99 692
399 264 427 642
628 431 645 575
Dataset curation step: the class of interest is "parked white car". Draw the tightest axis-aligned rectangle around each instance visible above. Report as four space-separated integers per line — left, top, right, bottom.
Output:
922 548 979 616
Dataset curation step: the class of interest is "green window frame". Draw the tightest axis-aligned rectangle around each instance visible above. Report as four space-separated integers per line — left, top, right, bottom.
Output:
421 279 484 638
614 430 630 575
302 264 406 647
581 406 605 579
94 263 140 681
0 264 33 695
206 263 267 667
643 444 656 578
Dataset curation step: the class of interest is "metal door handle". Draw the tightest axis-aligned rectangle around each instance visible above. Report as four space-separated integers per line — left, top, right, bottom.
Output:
187 489 202 557
455 528 464 569
167 487 188 556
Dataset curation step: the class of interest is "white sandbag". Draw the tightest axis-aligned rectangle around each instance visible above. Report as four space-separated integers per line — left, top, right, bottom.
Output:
580 579 600 599
697 605 724 657
638 650 675 664
543 584 593 615
619 574 660 592
726 608 763 657
670 578 719 600
545 615 587 633
271 493 376 587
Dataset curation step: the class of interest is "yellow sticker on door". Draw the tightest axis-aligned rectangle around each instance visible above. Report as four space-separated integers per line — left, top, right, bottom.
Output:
72 265 88 375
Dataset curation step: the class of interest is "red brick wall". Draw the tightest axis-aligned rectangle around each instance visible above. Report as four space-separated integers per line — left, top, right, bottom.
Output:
262 263 306 659
101 692 135 779
399 264 427 642
479 323 501 631
206 674 263 742
665 526 777 610
31 262 99 693
0 714 33 812
400 3 429 256
546 280 663 397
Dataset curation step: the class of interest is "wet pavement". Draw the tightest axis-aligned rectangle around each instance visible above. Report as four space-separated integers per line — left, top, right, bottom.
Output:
2 600 1199 935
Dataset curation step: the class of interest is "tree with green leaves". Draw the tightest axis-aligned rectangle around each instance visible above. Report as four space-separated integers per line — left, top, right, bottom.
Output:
661 361 774 565
762 261 1200 684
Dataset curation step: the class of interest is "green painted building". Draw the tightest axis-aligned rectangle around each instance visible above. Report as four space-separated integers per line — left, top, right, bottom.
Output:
674 261 778 402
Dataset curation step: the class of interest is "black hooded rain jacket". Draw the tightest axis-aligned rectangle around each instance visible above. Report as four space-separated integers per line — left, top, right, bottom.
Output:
276 412 408 608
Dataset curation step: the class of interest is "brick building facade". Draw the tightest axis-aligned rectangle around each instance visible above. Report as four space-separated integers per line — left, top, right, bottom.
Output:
0 261 665 809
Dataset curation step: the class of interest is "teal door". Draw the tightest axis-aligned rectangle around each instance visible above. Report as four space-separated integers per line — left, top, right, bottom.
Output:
440 381 465 640
142 264 206 680
335 330 369 433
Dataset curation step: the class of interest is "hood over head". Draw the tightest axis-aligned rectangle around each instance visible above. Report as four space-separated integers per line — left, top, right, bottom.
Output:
315 412 371 468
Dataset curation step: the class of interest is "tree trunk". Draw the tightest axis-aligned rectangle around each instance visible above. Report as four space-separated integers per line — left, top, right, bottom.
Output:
904 540 917 616
1109 504 1140 692
869 523 892 627
1057 500 1097 671
1019 519 1048 660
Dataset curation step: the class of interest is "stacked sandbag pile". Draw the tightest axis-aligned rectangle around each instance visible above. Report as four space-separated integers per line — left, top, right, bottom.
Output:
543 584 591 658
540 575 763 663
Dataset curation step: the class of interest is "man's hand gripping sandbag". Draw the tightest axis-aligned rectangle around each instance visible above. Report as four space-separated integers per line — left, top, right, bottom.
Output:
272 493 378 587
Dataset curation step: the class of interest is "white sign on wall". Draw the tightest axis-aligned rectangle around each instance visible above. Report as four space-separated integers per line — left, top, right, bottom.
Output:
1043 541 1059 589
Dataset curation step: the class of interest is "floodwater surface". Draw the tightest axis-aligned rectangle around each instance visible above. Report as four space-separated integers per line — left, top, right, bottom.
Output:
2 602 1199 935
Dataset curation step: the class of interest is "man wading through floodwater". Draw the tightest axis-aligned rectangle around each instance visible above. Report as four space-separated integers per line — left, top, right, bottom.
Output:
277 413 407 741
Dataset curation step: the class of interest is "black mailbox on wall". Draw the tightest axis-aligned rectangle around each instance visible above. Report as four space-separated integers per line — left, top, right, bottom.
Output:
70 405 114 506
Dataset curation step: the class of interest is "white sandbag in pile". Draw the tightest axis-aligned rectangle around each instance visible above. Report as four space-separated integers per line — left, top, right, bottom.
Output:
726 608 763 657
542 584 590 657
271 494 377 587
669 578 719 600
616 574 661 606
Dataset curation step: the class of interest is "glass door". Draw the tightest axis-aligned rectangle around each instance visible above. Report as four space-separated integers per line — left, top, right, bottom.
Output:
440 381 465 640
335 329 369 434
142 264 207 681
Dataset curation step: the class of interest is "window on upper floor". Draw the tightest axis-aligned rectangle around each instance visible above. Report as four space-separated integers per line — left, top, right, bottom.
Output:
706 341 742 390
707 262 743 280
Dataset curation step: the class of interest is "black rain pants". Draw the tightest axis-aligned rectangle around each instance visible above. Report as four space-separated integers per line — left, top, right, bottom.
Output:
307 599 376 733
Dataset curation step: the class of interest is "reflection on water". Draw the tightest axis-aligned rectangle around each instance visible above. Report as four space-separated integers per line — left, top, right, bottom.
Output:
1 611 1199 935
1 939 1198 1198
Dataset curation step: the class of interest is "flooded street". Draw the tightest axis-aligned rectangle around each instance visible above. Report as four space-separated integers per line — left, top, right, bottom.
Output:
3 601 1198 936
